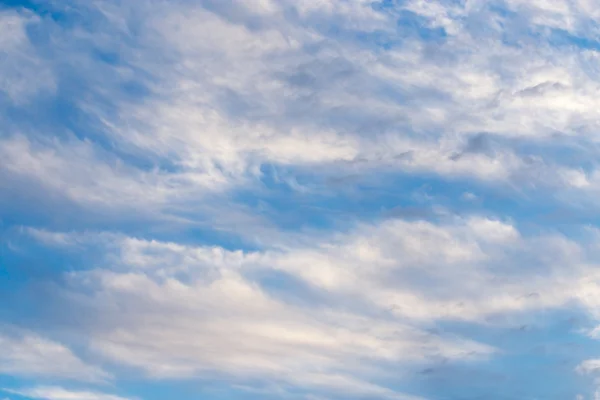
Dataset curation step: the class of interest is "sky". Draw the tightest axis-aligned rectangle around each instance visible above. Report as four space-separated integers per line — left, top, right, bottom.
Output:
4 0 600 399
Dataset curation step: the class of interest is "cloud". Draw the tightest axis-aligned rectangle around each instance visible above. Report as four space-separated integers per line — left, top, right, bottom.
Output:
22 219 513 399
2 387 130 400
24 211 600 396
0 9 55 104
5 0 600 399
0 329 110 383
578 359 600 375
3 0 600 225
0 134 228 211
78 265 479 398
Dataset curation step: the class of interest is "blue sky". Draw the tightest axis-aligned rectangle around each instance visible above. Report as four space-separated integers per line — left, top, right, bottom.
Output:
4 0 600 399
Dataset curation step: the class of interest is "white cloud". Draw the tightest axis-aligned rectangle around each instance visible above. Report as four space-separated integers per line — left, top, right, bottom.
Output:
0 134 229 211
3 386 130 400
95 0 600 200
578 359 600 375
6 0 600 397
501 0 600 33
118 3 523 181
0 329 109 383
27 212 600 395
33 214 593 326
25 218 517 398
0 10 55 103
4 0 600 221
81 267 479 399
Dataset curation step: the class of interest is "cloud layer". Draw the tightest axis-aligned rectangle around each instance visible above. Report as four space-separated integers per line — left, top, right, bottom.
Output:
4 0 600 399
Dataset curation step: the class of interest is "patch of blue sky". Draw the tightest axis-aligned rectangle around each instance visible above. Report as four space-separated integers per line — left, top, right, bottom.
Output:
549 28 600 51
427 309 600 399
3 0 122 31
396 9 447 41
243 163 598 237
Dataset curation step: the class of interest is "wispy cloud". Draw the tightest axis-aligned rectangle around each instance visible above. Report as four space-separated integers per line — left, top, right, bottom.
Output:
0 9 54 104
22 223 500 398
0 329 109 383
3 387 130 400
